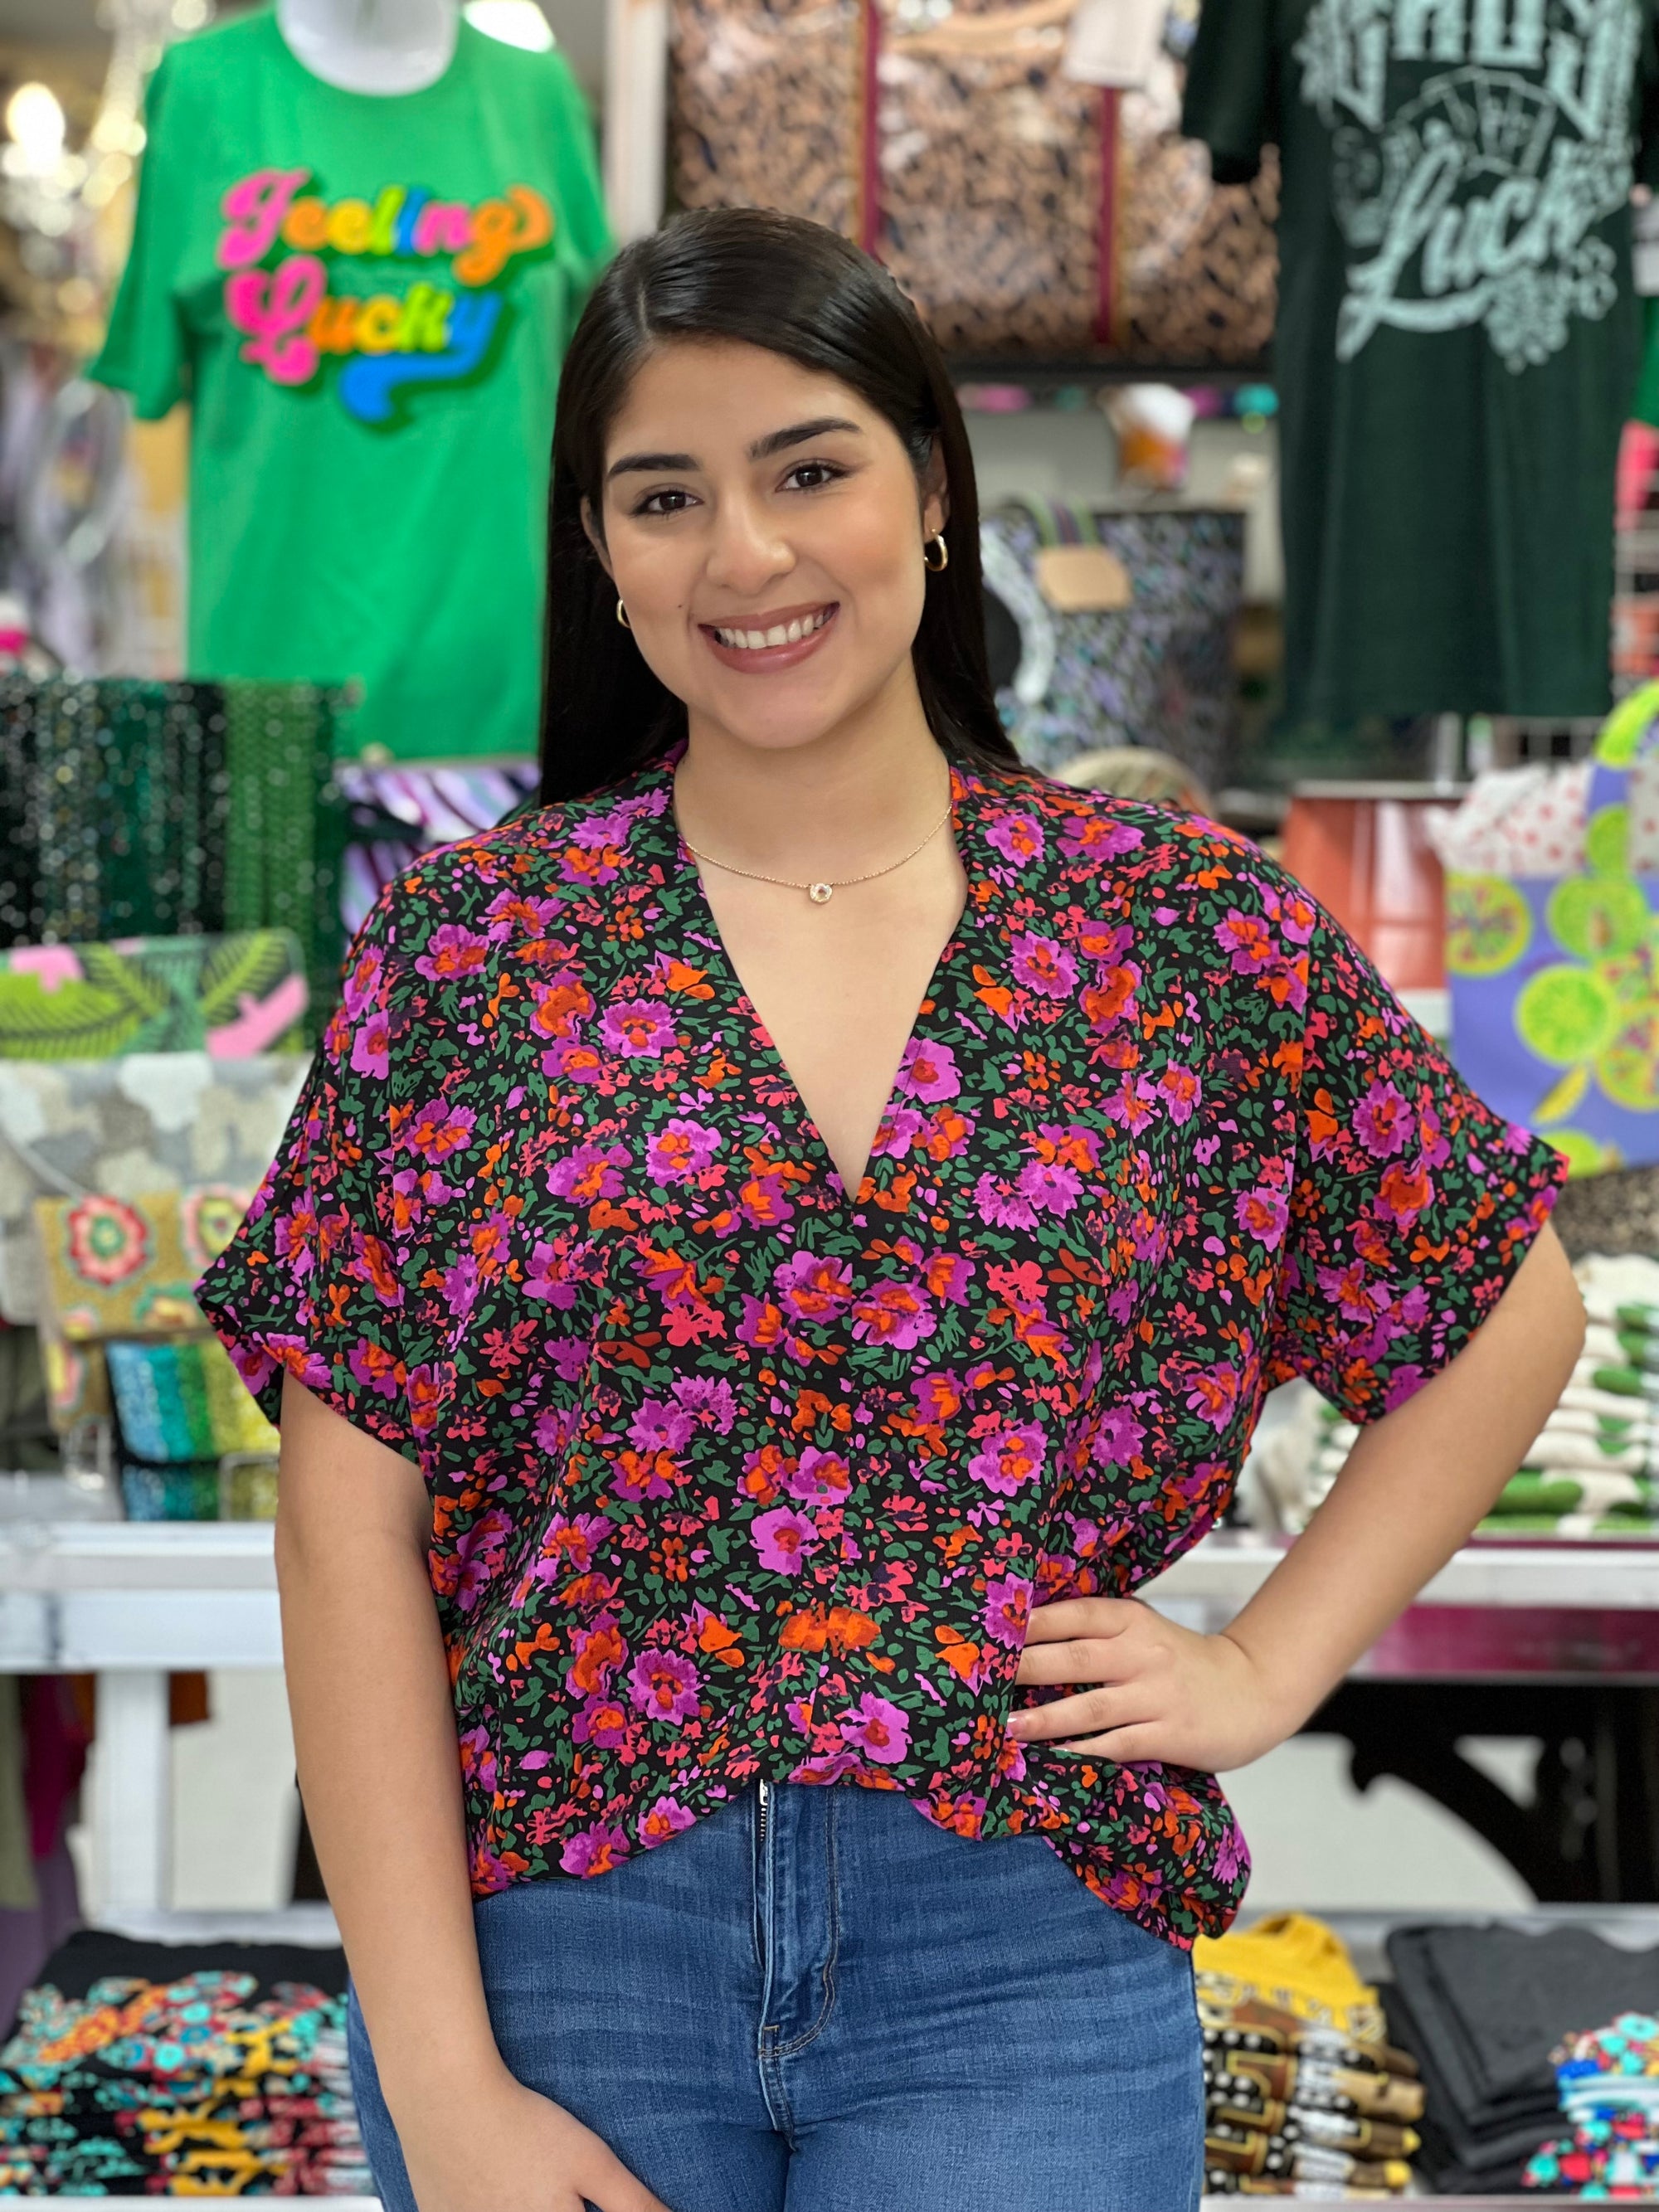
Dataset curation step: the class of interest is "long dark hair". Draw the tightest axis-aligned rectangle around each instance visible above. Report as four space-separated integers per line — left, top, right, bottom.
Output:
539 206 1019 803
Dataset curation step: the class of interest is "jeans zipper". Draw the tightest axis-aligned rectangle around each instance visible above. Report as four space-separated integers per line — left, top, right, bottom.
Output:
757 1776 771 1852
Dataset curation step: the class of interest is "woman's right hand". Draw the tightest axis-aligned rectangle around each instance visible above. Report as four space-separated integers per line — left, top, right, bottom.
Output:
396 2069 677 2212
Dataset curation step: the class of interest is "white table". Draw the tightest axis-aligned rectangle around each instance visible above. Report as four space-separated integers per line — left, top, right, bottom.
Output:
8 1521 1659 1914
0 1522 280 1912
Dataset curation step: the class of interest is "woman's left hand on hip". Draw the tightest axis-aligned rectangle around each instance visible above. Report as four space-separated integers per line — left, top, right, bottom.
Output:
1006 1596 1295 1772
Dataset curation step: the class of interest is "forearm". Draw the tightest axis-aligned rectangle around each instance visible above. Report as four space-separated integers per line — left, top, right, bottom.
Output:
1224 1223 1585 1728
276 1407 502 2122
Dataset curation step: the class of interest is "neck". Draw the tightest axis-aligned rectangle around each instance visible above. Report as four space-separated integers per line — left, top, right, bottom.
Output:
673 669 951 878
275 0 460 94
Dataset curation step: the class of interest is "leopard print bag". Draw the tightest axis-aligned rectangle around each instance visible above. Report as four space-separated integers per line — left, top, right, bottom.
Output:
669 0 1277 365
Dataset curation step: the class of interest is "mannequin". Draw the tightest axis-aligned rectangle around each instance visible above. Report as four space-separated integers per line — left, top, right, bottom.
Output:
275 0 460 95
94 0 609 762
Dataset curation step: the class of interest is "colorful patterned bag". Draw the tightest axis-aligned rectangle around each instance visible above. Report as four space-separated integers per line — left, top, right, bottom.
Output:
0 1055 309 1326
0 931 308 1059
1445 688 1659 1178
980 499 1244 790
30 1187 256 1438
669 0 1277 364
33 1189 250 1344
106 1338 279 1464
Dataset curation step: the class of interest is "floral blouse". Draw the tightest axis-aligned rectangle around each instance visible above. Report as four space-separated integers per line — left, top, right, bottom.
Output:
197 748 1564 1948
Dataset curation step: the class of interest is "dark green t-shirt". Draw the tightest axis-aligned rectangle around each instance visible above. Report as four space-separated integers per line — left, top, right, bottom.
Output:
1184 0 1659 724
91 9 611 761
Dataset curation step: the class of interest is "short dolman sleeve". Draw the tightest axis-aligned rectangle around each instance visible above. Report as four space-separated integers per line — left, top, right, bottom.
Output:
196 890 415 1453
1264 894 1569 1422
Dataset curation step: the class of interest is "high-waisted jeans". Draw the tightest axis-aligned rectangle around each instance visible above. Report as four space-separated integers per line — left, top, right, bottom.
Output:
348 1778 1204 2211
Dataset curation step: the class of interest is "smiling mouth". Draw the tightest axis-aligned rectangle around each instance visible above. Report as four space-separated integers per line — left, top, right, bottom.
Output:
704 604 836 652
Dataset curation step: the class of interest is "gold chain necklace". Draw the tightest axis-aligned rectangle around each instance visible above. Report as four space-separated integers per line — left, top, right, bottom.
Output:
676 785 954 905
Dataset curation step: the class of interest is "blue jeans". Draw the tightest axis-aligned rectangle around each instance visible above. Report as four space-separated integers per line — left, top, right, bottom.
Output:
348 1779 1204 2211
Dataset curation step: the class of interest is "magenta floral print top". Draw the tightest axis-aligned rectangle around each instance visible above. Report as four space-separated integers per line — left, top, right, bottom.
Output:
196 748 1564 1947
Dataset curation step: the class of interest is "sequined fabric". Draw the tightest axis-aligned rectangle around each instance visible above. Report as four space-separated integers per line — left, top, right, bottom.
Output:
0 679 347 1034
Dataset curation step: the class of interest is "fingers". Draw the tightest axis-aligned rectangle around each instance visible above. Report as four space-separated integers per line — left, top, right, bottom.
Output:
1021 1595 1141 1642
1014 1635 1136 1687
1044 1721 1171 1762
1007 1685 1154 1741
569 2130 675 2212
585 2153 675 2212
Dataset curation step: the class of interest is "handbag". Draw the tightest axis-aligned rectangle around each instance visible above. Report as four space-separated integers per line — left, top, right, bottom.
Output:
669 0 1277 364
1445 686 1659 1177
0 931 308 1059
0 1053 309 1326
980 498 1244 789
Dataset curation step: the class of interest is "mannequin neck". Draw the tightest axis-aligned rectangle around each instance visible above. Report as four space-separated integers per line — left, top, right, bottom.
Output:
275 0 461 95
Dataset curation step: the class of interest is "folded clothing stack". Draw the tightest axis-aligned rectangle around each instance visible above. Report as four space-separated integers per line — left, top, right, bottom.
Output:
1384 1923 1659 2194
1481 1320 1659 1535
0 1929 366 2196
1525 2012 1659 2197
1202 2001 1423 2197
1195 1913 1420 2198
1243 1254 1659 1540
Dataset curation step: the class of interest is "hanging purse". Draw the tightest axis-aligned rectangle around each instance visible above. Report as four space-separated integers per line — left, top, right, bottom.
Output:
669 0 1277 364
980 498 1244 789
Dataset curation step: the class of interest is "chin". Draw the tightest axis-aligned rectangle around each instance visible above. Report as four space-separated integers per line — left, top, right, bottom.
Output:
689 693 856 758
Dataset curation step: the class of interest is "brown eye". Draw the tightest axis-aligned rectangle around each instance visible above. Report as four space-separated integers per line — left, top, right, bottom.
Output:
783 461 845 493
635 488 696 517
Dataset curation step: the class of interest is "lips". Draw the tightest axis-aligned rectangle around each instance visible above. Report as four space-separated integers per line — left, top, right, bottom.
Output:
699 601 839 673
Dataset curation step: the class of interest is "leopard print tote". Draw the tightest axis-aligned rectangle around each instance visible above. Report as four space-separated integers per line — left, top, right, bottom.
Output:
669 0 1277 367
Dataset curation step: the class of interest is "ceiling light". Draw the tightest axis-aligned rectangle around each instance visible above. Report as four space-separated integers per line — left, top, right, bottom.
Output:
464 2 555 51
4 84 66 179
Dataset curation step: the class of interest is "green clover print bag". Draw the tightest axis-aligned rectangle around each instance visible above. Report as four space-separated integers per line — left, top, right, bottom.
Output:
1445 683 1659 1178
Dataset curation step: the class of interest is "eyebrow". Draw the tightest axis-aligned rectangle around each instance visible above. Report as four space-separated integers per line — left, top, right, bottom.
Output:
605 416 864 482
750 415 863 460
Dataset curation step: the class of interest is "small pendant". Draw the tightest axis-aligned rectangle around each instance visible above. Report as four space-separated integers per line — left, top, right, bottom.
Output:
808 882 834 904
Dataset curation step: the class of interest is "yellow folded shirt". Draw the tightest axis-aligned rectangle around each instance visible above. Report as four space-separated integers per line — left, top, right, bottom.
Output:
1195 1913 1385 2046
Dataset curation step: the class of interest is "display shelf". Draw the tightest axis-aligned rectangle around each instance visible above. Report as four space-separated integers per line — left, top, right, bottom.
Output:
56 1898 1659 2212
1150 1529 1659 1677
12 1521 1658 1614
90 1903 342 1947
949 356 1276 391
1151 1528 1659 1612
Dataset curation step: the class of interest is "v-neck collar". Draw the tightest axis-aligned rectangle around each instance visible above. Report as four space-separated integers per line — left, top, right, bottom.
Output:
635 746 984 1208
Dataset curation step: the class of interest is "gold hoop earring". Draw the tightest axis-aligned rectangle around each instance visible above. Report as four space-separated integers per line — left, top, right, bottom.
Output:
615 598 632 630
923 533 949 572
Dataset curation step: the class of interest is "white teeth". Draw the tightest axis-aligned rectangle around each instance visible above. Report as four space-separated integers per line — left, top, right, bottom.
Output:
713 608 830 649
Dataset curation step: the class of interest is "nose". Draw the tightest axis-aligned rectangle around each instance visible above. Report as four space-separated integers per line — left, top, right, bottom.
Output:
704 491 795 598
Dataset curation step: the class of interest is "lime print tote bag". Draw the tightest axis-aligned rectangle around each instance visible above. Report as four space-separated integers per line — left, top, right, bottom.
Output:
1445 685 1659 1178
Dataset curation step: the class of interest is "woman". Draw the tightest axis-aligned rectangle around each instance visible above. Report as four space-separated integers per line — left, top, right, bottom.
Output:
198 208 1584 2212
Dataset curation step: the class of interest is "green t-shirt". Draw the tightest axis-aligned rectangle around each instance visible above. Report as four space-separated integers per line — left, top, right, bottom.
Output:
92 9 611 761
1184 0 1659 725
